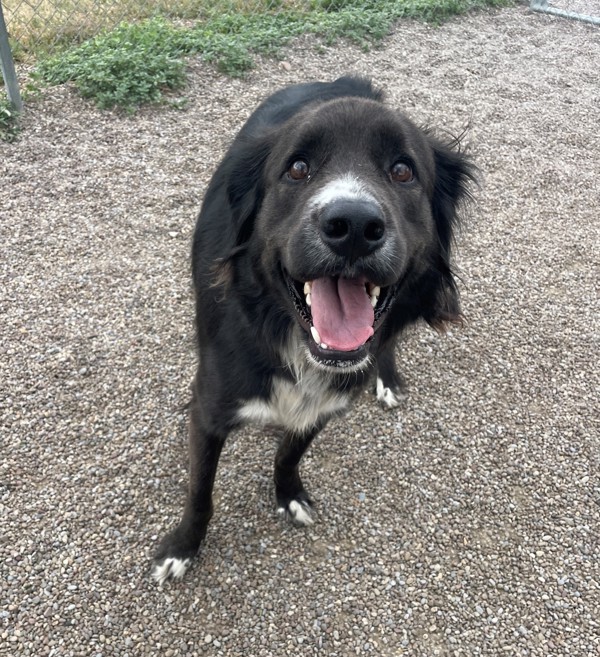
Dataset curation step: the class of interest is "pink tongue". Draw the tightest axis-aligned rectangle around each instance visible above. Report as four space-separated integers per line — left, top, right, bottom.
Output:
310 278 374 351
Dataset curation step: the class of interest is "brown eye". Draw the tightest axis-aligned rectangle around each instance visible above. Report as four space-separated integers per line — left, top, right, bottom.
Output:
288 159 310 181
390 161 414 183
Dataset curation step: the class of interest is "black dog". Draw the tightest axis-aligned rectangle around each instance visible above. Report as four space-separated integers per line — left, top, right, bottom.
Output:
153 77 474 583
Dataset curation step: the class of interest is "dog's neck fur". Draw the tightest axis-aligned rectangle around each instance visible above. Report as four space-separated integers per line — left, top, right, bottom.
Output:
236 328 357 434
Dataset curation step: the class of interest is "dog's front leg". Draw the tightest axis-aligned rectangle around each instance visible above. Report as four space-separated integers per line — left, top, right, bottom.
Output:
152 391 228 584
375 338 406 409
274 425 323 526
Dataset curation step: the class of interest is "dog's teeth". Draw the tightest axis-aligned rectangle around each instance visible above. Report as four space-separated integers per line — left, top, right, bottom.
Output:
310 326 321 344
310 325 329 349
368 285 380 308
304 282 313 307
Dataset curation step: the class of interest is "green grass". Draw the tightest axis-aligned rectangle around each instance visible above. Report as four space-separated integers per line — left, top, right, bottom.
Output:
35 20 188 110
0 96 21 142
32 0 513 112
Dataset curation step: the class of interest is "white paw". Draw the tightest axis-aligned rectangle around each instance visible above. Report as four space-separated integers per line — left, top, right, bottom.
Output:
277 499 314 526
152 557 192 585
376 377 403 409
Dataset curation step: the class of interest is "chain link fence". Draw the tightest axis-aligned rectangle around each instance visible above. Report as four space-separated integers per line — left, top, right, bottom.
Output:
3 0 297 56
4 0 143 55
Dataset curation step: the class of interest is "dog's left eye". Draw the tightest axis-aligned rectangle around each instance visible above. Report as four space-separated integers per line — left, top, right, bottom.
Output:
390 161 414 183
288 159 310 181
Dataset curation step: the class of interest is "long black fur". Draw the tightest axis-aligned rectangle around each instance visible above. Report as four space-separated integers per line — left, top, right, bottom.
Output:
153 77 475 582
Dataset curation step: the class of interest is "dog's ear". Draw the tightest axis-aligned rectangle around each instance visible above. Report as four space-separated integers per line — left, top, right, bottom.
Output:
425 134 477 330
210 135 273 288
226 135 273 249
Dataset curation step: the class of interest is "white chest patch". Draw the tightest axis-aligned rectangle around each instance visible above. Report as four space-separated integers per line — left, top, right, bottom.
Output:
237 369 350 434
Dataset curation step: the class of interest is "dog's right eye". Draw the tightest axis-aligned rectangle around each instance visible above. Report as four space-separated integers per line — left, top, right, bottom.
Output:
390 161 414 183
288 159 310 181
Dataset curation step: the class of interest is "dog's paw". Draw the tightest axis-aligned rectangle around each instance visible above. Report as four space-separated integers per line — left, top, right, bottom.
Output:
151 525 203 584
152 556 192 585
376 377 405 409
277 498 314 526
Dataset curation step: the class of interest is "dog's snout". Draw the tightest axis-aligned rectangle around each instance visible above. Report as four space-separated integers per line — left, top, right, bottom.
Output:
319 199 385 260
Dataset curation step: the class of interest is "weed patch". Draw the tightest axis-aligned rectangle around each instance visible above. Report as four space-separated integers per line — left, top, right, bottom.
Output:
34 0 513 111
0 95 21 142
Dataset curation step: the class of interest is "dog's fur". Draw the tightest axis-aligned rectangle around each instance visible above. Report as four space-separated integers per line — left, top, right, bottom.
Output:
153 77 475 583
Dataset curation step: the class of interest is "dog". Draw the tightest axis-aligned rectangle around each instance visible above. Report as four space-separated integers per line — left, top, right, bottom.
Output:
152 77 474 583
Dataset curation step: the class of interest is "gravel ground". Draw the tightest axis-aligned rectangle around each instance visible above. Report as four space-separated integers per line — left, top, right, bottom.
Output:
2 6 599 656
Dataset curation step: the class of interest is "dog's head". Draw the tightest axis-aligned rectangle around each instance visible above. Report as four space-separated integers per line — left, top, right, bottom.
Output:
219 86 475 372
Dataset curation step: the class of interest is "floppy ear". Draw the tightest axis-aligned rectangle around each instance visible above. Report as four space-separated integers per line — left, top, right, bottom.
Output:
424 135 476 330
226 136 273 250
209 135 273 288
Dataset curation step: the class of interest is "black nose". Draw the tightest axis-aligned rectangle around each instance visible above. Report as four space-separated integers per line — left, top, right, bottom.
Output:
319 199 385 260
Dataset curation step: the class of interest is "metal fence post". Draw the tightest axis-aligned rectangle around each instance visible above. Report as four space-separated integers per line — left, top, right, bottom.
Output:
0 0 22 112
530 0 600 25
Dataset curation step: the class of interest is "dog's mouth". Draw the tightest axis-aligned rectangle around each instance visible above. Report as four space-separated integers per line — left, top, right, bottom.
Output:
285 271 396 367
